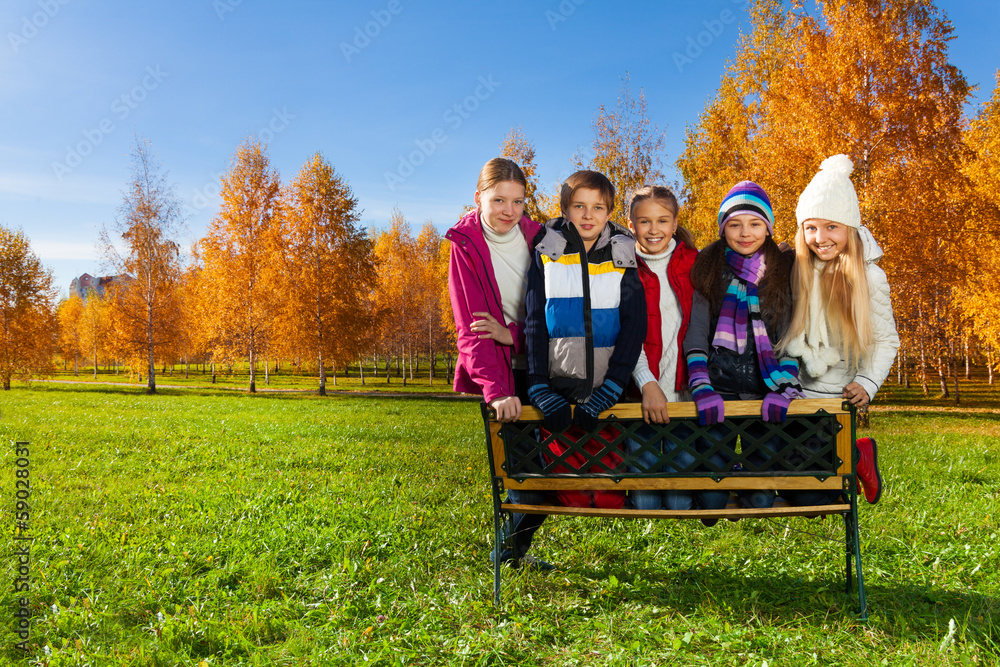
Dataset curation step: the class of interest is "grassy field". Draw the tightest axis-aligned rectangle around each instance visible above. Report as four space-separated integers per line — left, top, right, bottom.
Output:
0 383 998 665
43 362 457 395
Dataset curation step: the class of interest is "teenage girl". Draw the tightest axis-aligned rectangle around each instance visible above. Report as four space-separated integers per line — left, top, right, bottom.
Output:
683 181 803 514
446 157 552 568
781 154 900 504
623 186 702 511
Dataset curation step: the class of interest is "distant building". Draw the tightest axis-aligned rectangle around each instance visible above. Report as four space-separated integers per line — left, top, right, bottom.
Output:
69 273 130 300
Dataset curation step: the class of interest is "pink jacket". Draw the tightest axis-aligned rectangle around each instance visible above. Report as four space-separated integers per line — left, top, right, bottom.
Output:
446 210 542 404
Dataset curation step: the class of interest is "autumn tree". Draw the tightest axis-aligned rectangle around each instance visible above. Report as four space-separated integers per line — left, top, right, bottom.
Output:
80 291 109 379
679 0 972 396
100 136 184 393
576 74 667 228
57 294 85 374
499 127 548 223
196 138 282 393
277 152 376 395
437 237 457 381
373 209 421 383
412 222 449 382
0 226 57 389
958 71 1000 381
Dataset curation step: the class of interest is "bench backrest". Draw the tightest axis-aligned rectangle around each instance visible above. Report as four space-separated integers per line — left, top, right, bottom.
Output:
483 399 855 494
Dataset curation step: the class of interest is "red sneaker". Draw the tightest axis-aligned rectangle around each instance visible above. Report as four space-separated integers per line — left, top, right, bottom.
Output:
855 437 882 504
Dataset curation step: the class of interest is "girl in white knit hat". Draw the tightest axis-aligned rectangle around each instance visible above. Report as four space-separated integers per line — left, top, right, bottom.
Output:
780 154 900 505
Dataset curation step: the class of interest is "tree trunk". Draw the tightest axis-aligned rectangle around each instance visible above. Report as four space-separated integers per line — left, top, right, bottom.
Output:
919 337 929 396
989 349 995 385
318 352 326 396
359 357 365 386
964 337 971 380
937 355 948 398
249 347 256 393
952 340 960 405
93 346 98 380
73 350 78 377
385 357 390 384
212 362 216 384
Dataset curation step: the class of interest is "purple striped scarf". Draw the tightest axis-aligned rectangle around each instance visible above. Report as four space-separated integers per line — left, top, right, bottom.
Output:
713 248 800 394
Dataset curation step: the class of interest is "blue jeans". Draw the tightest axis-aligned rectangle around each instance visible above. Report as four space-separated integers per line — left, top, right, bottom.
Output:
626 422 730 511
733 418 781 508
779 417 842 506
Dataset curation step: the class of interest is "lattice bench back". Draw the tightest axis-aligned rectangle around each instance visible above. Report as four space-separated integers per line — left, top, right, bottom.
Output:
484 398 855 496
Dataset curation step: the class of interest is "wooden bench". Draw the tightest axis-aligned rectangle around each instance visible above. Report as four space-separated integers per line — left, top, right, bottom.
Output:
481 398 869 619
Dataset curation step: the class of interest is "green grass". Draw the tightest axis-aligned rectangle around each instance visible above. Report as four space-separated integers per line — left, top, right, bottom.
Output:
0 384 998 665
44 361 457 395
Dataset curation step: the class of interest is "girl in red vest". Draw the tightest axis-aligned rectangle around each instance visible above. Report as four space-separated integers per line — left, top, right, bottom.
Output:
623 186 708 512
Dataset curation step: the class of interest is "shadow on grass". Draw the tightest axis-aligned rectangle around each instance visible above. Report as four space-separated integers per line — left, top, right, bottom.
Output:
545 560 999 646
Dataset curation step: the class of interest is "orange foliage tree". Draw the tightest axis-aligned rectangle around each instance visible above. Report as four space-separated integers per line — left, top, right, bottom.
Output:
576 74 668 228
100 136 184 393
196 138 282 393
679 0 972 396
277 153 376 394
0 226 57 389
57 294 85 374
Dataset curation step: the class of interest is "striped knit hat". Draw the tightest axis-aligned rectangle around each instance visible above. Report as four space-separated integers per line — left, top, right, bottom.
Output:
717 180 774 236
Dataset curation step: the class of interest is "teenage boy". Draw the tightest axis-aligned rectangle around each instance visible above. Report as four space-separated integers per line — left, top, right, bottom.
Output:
524 170 646 508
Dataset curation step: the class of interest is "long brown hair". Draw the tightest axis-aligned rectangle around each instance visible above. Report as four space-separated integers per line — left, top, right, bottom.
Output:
779 225 873 368
691 237 792 331
627 185 697 250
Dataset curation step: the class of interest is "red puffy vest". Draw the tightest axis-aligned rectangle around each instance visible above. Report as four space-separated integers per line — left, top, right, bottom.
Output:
636 241 697 392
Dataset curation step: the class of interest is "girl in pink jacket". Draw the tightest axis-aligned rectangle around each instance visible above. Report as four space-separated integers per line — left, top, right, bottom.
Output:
446 157 551 569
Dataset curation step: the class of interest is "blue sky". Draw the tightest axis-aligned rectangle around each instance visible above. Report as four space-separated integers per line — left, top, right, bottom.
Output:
2 0 998 296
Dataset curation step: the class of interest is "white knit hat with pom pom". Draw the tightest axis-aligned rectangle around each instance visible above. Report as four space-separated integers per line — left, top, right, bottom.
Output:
795 154 861 228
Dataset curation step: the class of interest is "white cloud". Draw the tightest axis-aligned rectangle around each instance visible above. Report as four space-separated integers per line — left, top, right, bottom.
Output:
32 239 100 261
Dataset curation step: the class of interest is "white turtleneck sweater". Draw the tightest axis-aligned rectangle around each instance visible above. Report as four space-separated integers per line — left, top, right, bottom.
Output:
482 221 530 366
631 240 687 401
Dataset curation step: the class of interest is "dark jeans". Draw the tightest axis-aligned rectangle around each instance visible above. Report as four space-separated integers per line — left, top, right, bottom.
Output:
779 416 842 506
626 421 729 510
501 368 548 556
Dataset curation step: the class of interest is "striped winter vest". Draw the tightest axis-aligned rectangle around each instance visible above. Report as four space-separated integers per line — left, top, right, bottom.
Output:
535 222 637 402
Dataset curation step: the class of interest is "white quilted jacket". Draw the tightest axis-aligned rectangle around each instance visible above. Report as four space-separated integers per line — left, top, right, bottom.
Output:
799 262 900 401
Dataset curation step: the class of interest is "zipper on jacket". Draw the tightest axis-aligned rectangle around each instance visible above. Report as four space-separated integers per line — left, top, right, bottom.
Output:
562 222 595 397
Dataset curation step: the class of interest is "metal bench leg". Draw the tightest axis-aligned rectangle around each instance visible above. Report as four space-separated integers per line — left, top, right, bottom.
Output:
493 508 502 607
844 477 868 620
851 497 869 620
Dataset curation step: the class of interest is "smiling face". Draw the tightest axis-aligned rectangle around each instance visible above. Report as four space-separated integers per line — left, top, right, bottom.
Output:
722 213 768 256
474 180 525 235
802 218 850 261
628 199 678 255
564 187 612 251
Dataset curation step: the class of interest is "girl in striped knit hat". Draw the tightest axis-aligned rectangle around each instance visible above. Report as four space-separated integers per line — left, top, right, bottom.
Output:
682 181 803 513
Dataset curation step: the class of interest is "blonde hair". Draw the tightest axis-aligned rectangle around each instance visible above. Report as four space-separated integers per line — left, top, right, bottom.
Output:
782 225 873 369
477 157 526 192
627 185 697 250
